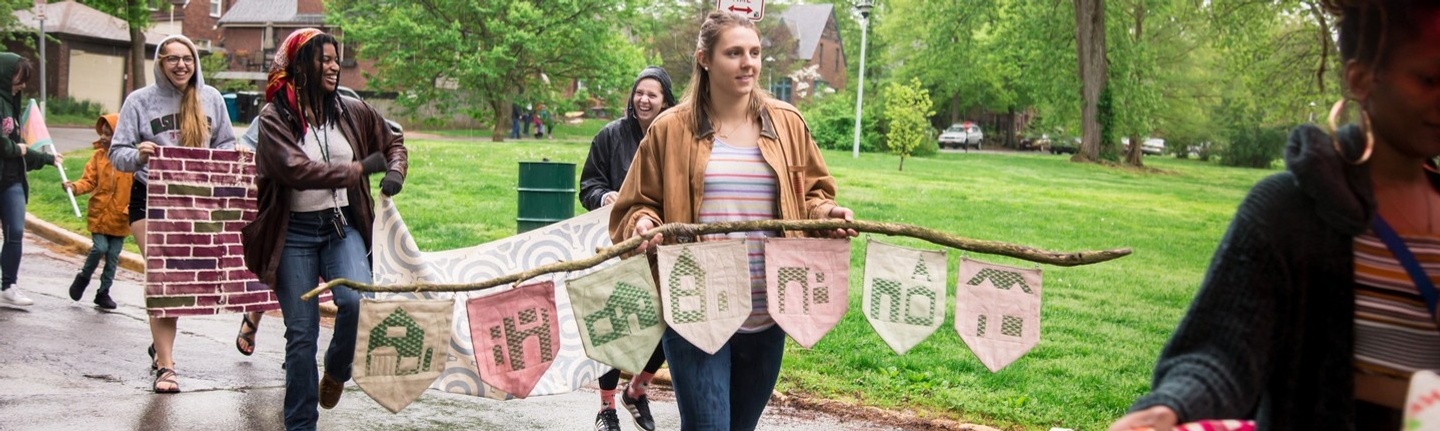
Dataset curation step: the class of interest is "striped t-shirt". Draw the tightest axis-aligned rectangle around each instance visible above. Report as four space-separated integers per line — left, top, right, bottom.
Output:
1353 231 1440 378
699 139 779 332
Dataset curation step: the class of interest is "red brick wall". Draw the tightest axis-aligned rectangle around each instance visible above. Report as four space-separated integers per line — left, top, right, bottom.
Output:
298 0 323 15
143 147 279 317
182 0 227 47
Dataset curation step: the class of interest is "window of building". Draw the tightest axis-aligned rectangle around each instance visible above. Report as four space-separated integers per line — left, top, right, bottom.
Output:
817 46 823 65
835 47 841 70
210 0 223 18
772 78 793 103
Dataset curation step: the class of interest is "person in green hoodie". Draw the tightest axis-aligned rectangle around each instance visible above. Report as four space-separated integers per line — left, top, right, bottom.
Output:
0 52 61 308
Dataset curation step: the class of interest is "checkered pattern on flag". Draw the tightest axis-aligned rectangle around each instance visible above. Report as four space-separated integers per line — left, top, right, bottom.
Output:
465 281 561 399
656 240 751 354
861 239 947 355
352 299 452 413
565 256 666 374
763 238 851 348
954 258 1042 372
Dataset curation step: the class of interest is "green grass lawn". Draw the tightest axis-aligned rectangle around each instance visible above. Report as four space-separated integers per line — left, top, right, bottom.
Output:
25 142 1277 430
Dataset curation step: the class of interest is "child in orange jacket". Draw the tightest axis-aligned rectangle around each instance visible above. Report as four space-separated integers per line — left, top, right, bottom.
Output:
63 113 131 310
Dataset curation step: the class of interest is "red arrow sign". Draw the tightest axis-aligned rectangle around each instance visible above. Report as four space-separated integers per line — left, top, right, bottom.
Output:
728 5 752 13
716 0 764 21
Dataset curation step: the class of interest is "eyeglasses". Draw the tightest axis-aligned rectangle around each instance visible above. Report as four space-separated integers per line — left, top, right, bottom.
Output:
161 55 195 66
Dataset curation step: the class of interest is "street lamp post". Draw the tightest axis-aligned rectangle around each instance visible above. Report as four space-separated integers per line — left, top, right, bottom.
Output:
851 0 874 159
765 56 774 94
36 3 45 114
1309 101 1317 123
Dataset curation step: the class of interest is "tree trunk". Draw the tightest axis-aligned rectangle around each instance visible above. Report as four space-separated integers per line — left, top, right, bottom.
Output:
1071 0 1107 162
126 19 146 96
898 154 905 172
490 99 506 142
1125 134 1143 166
1006 107 1016 148
950 94 960 125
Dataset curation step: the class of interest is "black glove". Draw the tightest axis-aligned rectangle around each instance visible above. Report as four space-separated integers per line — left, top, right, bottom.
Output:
380 171 404 196
360 153 387 175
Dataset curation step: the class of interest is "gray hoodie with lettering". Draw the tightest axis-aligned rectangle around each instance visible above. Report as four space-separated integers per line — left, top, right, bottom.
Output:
110 35 236 184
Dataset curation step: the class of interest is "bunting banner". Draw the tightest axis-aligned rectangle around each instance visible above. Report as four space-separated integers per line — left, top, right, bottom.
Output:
1406 370 1440 430
657 240 752 354
352 299 452 413
763 238 851 348
368 197 609 400
954 258 1042 372
466 281 561 399
861 239 947 355
565 256 666 374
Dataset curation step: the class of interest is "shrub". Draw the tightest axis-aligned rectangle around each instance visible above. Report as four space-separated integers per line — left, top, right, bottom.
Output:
800 89 885 153
1219 124 1287 168
47 96 103 117
882 78 935 170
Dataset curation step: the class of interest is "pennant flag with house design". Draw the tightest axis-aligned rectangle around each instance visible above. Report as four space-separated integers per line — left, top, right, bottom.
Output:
657 240 752 354
466 281 562 398
955 258 1042 372
1406 370 1440 429
352 299 452 413
862 239 947 355
565 256 666 374
764 238 851 348
368 198 609 400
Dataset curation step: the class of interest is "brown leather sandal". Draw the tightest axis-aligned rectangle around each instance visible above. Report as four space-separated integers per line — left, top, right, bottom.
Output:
153 368 180 394
236 313 259 356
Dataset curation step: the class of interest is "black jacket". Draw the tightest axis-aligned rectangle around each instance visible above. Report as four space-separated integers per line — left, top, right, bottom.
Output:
1130 124 1430 429
579 66 676 210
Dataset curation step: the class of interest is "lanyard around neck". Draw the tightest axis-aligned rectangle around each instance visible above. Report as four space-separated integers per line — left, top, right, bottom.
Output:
1371 215 1439 321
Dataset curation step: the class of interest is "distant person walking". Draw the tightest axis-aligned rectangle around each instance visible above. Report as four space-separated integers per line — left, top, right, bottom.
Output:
579 65 677 431
62 113 131 310
0 52 59 308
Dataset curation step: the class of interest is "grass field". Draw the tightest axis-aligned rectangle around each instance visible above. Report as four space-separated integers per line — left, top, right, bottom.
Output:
24 140 1278 430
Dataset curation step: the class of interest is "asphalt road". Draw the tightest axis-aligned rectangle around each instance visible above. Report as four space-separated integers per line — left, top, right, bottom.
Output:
0 231 900 431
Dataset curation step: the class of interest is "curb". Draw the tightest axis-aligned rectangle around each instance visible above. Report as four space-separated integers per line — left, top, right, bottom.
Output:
24 212 145 274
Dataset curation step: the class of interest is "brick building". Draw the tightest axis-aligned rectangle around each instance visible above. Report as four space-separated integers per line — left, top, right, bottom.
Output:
772 4 847 103
214 0 373 92
7 1 167 113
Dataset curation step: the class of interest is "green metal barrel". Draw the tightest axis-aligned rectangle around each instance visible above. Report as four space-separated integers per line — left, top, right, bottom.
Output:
516 160 576 233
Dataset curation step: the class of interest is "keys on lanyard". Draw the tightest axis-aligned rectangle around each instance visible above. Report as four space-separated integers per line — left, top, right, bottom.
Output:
330 207 348 239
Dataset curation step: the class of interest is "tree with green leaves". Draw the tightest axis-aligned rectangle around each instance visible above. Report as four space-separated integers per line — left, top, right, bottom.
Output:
81 0 156 96
328 0 645 141
882 78 933 171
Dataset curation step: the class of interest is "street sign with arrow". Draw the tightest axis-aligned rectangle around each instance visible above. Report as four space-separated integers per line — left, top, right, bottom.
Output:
716 0 764 21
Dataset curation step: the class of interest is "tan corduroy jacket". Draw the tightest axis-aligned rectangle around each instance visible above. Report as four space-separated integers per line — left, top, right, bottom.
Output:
609 98 839 245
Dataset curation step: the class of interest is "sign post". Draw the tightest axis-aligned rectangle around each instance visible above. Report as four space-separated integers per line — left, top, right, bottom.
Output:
716 0 764 21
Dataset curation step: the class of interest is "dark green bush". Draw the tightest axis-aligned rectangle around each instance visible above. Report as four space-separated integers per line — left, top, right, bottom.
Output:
47 96 104 117
800 92 885 153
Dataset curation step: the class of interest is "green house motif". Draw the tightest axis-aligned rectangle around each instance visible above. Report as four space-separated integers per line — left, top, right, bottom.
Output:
870 257 937 326
584 281 662 346
966 268 1032 294
668 247 708 323
366 308 435 377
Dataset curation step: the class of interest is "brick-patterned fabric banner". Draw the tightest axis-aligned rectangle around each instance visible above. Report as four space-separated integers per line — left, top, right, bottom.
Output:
954 258 1042 372
763 238 851 349
144 146 281 317
861 239 946 355
565 256 665 374
465 281 561 399
353 299 452 413
656 240 751 355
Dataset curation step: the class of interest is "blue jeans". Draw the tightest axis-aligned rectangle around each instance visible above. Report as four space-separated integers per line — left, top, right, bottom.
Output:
662 325 785 431
79 234 125 293
510 118 521 139
274 209 366 431
1 181 24 287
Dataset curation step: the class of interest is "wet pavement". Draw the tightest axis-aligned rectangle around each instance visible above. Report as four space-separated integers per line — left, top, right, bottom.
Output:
0 232 899 431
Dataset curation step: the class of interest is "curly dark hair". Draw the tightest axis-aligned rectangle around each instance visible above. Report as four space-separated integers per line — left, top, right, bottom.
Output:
1321 0 1440 69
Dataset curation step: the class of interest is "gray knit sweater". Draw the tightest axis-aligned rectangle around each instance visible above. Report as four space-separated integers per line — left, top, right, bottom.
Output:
1129 124 1387 429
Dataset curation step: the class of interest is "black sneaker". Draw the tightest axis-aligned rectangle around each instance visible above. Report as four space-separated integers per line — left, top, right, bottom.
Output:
69 274 89 301
620 391 656 431
93 291 116 310
594 408 622 431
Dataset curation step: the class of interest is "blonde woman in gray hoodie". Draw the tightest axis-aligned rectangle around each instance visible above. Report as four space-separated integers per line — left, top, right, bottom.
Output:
110 35 237 394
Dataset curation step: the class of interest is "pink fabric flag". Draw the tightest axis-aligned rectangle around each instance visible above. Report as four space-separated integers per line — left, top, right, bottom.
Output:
1405 370 1440 430
656 240 751 354
565 256 666 374
466 281 560 399
954 258 1042 372
20 98 79 217
352 299 452 413
861 239 947 355
764 238 851 348
1176 420 1256 431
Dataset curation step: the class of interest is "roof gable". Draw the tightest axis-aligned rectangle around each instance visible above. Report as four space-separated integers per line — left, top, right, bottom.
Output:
775 4 837 60
14 1 167 45
218 0 324 26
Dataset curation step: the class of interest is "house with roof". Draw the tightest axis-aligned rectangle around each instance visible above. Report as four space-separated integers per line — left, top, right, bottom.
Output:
215 0 372 91
148 0 235 53
772 4 847 103
7 1 168 113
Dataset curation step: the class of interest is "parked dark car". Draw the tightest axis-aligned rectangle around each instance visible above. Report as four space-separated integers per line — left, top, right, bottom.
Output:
1050 137 1079 155
1019 134 1052 152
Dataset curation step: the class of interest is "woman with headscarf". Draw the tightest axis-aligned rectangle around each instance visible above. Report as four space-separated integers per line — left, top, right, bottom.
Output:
110 35 236 393
239 28 406 431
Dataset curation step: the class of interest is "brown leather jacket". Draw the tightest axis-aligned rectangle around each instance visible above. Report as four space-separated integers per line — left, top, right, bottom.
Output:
241 96 407 286
609 98 838 245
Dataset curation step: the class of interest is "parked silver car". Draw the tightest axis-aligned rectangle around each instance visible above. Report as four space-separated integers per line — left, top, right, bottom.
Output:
938 122 983 150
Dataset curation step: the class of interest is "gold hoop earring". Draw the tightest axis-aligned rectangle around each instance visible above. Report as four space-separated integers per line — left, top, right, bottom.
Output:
1327 98 1374 165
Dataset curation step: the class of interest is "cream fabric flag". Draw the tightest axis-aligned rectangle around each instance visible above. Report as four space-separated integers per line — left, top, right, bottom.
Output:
466 281 562 399
657 240 751 354
565 256 666 373
1405 370 1440 429
955 258 1042 372
861 239 947 355
352 299 452 413
764 238 851 348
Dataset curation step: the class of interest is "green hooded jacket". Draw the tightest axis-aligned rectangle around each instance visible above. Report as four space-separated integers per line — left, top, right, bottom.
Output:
0 52 56 202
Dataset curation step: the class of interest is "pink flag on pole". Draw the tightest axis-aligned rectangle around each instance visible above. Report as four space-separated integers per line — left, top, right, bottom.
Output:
466 281 560 398
764 238 851 348
954 258 1043 372
20 98 80 217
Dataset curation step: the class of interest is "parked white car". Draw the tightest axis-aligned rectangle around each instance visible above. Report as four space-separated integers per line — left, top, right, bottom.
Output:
938 122 983 150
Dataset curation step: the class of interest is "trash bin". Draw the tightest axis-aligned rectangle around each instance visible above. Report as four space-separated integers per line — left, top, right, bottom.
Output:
516 160 575 233
235 92 261 124
223 93 239 123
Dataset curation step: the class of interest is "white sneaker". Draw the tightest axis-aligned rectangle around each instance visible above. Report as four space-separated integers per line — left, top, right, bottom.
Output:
1 286 34 306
